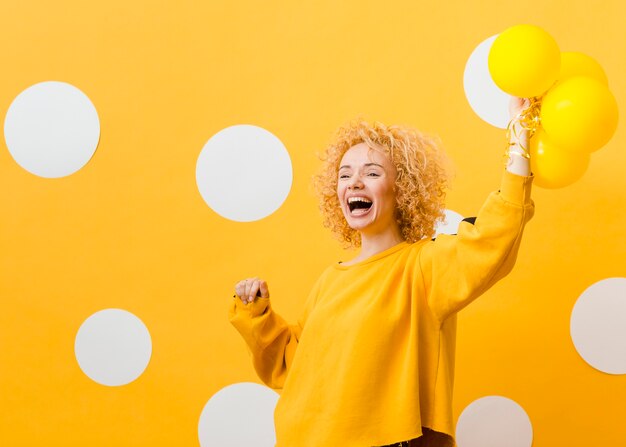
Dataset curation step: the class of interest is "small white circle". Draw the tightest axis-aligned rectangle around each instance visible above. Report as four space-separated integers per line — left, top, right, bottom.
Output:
196 125 293 222
456 395 533 447
570 277 626 374
198 382 279 447
4 81 100 178
75 309 152 386
463 35 512 129
434 209 465 236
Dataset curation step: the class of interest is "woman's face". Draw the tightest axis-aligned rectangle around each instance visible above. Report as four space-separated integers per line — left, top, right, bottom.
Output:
337 143 399 237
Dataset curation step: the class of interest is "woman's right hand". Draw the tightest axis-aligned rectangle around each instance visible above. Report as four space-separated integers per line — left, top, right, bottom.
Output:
235 277 270 304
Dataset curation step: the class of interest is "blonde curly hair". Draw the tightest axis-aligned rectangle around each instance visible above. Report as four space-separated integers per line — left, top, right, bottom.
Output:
313 119 451 248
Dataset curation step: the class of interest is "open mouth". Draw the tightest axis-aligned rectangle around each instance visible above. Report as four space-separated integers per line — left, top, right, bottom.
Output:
347 197 373 215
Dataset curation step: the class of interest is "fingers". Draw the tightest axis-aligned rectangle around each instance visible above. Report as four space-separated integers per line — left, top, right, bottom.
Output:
244 279 255 301
248 279 261 302
234 277 270 304
235 281 245 298
259 280 269 298
508 96 530 119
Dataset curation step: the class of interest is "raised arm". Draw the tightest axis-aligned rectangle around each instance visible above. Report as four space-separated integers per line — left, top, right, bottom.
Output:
419 172 534 323
419 98 535 323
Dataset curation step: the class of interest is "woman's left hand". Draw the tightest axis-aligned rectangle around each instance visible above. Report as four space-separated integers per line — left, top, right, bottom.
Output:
506 96 531 176
508 96 530 120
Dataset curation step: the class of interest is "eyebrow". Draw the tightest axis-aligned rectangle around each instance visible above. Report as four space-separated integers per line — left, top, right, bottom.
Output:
339 163 384 170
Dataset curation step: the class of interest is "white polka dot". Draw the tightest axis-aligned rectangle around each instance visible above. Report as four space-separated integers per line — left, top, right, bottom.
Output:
4 81 100 178
463 35 512 129
434 209 465 236
198 382 279 447
196 125 293 222
570 277 626 374
75 309 152 386
456 396 533 447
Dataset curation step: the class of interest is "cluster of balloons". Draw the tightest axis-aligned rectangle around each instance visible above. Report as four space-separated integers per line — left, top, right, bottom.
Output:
488 24 619 188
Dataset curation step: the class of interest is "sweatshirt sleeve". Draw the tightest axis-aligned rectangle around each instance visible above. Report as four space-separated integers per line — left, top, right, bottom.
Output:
228 277 321 389
419 170 535 323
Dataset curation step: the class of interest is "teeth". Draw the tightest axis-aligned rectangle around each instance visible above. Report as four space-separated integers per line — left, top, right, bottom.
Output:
347 197 372 204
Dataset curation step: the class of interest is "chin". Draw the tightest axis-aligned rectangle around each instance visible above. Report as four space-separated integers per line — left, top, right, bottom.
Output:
345 219 374 232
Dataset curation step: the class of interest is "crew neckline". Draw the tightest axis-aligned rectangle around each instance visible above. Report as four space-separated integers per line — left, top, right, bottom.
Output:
335 241 411 269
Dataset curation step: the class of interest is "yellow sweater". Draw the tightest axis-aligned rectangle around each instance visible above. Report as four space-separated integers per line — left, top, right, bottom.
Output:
229 171 534 447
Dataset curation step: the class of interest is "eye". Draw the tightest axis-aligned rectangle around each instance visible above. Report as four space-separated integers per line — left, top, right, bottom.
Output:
339 173 350 179
367 172 381 177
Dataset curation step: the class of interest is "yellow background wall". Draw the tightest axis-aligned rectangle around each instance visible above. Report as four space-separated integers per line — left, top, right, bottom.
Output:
1 0 624 445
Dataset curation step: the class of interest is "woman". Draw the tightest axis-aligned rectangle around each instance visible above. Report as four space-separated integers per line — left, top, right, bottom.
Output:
229 99 534 447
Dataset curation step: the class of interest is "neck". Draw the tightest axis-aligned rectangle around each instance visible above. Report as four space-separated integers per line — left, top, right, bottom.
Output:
355 227 405 261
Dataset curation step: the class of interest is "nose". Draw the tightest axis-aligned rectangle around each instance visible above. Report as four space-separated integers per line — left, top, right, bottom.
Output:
347 174 363 190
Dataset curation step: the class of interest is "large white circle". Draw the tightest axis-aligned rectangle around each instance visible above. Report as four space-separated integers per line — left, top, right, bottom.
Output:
463 35 512 129
75 309 152 386
434 209 465 236
196 125 293 222
198 382 279 447
570 277 626 374
456 396 533 447
4 81 100 178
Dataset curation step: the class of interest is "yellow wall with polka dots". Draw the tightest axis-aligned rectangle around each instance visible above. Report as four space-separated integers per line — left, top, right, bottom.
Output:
1 1 625 445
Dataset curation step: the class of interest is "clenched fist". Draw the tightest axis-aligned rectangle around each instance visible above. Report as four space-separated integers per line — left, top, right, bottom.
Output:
235 277 270 304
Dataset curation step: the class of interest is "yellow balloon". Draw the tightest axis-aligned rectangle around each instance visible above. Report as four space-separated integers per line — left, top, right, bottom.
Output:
488 24 560 97
530 129 590 189
540 76 619 153
559 52 608 85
